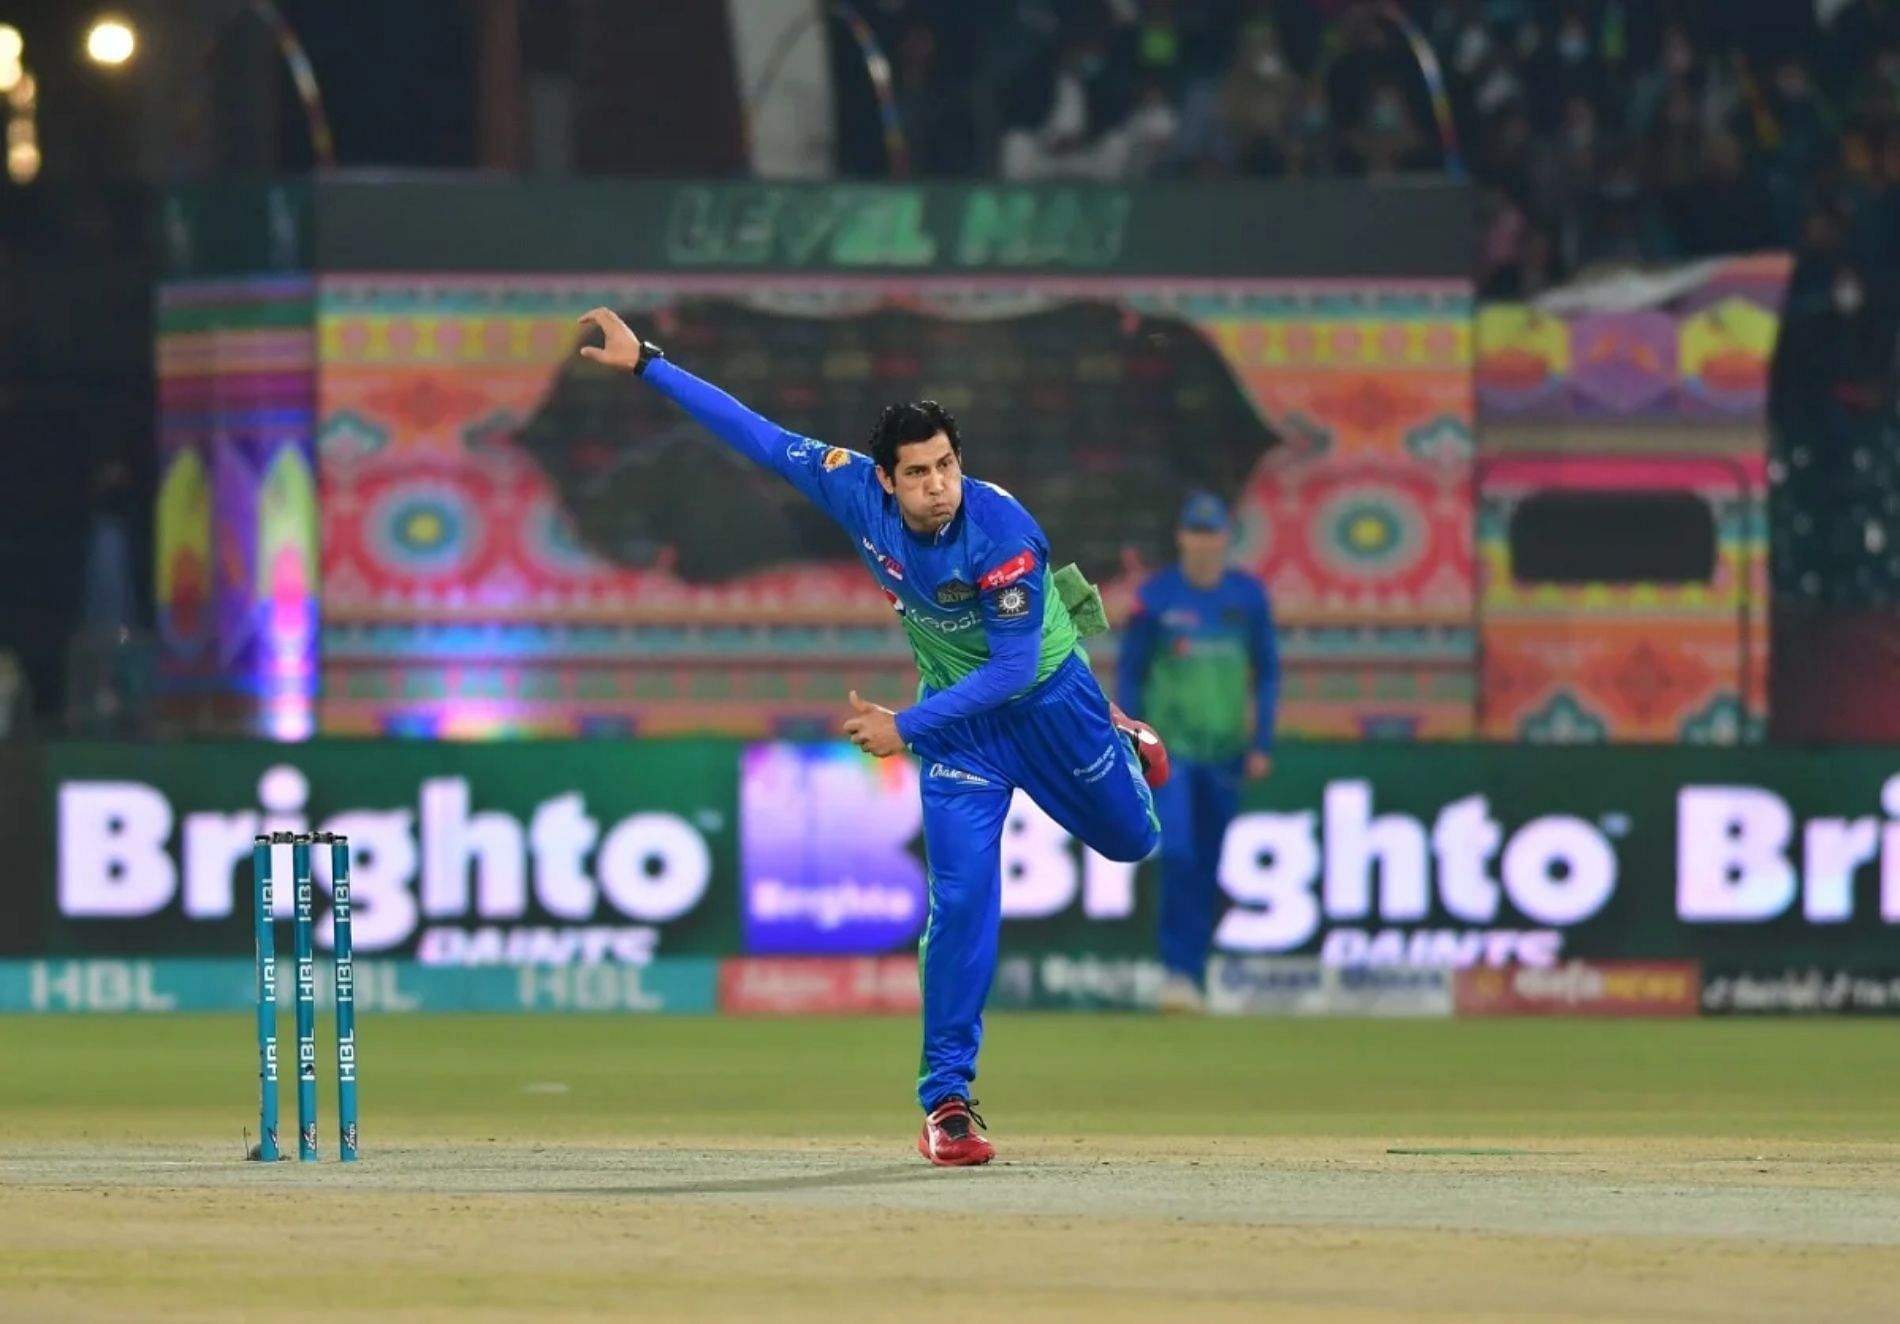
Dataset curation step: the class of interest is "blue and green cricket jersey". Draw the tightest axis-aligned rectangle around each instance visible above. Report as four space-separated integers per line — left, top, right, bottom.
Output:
642 360 1078 743
1115 566 1280 763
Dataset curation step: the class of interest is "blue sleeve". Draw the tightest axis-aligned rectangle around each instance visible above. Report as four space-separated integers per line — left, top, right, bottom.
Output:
1115 581 1160 719
894 537 1045 746
1250 581 1281 753
642 359 869 528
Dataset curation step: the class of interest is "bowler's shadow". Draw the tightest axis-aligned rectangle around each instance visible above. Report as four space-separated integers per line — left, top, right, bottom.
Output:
555 1161 947 1197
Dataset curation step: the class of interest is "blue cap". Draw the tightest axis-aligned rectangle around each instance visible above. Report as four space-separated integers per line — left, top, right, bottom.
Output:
1179 492 1230 533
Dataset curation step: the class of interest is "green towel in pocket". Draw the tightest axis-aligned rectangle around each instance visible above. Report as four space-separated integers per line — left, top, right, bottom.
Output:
1052 562 1109 638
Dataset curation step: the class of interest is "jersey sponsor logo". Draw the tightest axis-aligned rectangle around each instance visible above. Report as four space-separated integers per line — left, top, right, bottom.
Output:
1161 608 1200 629
1073 745 1117 784
822 447 853 471
860 537 904 581
927 762 992 787
785 438 828 462
978 550 1037 592
910 608 982 634
881 588 903 613
936 580 975 605
994 584 1032 619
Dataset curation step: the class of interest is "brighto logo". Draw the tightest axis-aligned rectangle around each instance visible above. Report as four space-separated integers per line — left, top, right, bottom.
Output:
1676 780 1900 923
1213 779 1620 968
749 878 917 929
56 767 714 960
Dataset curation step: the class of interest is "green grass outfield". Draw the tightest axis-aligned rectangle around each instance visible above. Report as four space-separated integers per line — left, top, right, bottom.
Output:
3 1014 1897 1144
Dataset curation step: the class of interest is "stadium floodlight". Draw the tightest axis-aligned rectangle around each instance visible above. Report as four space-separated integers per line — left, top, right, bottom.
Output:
7 116 38 183
85 16 136 67
0 24 22 94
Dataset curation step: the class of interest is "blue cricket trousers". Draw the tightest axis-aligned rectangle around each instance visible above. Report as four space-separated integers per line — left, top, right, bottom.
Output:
905 654 1160 1110
1153 758 1241 984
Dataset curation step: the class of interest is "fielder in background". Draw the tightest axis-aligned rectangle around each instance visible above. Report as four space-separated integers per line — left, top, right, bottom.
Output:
1116 493 1280 1013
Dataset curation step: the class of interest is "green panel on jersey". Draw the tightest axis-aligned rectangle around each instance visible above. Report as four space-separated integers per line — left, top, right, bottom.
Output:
904 569 1079 698
1144 642 1254 762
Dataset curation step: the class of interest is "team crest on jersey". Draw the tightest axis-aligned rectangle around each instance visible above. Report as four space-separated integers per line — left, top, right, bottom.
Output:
995 585 1032 619
823 447 852 471
936 580 975 605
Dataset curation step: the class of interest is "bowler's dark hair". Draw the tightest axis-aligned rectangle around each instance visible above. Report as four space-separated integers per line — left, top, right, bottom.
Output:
870 401 961 475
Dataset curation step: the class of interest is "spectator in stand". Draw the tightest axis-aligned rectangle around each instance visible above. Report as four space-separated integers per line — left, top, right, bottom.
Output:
1119 0 1193 96
1544 2 1609 123
1283 83 1337 177
1840 44 1900 248
1740 54 1837 238
1538 94 1602 265
1125 76 1184 177
1168 14 1301 176
894 19 979 177
1648 79 1707 206
1343 82 1434 176
999 20 1136 180
1628 22 1739 140
1480 103 1535 204
1577 148 1663 267
1432 0 1514 146
1325 4 1427 143
1427 0 1488 77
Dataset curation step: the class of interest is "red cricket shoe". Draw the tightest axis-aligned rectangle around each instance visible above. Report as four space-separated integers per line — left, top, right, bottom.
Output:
1109 704 1171 789
917 1098 994 1167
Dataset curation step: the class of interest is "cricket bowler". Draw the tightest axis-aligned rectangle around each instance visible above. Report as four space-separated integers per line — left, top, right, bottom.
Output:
578 309 1170 1166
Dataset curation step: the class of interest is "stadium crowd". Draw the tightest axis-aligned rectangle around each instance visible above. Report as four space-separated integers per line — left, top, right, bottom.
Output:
828 0 1900 614
833 0 1900 295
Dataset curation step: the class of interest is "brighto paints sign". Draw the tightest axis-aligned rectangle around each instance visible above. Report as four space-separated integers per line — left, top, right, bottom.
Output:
1211 778 1900 967
55 765 716 963
45 754 1900 968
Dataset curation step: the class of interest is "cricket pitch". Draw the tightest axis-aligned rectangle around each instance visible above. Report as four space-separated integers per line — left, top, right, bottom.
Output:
2 1015 1896 1321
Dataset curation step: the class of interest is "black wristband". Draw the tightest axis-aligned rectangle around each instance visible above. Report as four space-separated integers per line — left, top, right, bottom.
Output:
634 340 665 376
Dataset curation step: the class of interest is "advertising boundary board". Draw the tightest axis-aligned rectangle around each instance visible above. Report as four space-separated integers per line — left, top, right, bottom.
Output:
1701 968 1900 1016
719 956 921 1015
1452 961 1701 1018
0 957 719 1014
1208 957 1454 1017
25 741 1900 974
